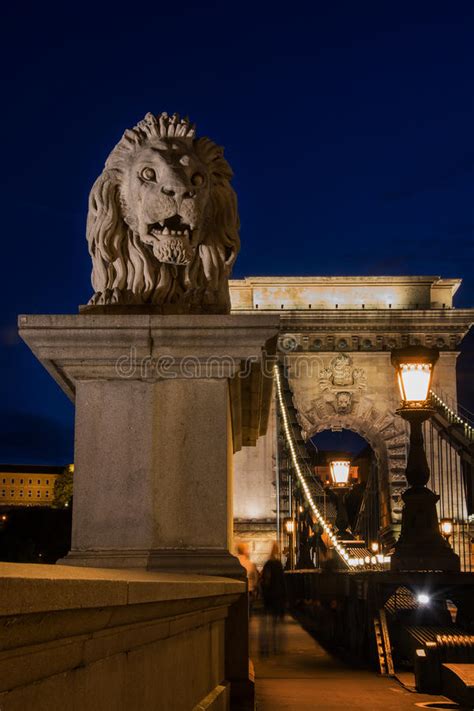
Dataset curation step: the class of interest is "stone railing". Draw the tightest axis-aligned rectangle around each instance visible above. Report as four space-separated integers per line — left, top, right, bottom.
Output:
0 563 246 711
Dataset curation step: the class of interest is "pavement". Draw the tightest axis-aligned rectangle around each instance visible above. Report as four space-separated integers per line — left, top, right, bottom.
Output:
250 614 464 710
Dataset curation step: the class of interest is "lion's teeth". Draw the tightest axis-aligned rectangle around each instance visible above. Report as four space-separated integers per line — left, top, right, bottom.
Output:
163 227 170 235
176 230 182 235
171 230 176 235
184 229 189 236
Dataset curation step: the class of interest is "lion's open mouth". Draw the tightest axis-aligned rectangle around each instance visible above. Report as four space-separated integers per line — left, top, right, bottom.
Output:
149 215 193 242
146 215 196 265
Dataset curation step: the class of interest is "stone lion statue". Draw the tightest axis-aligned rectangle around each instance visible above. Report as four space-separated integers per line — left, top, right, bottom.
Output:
86 112 240 312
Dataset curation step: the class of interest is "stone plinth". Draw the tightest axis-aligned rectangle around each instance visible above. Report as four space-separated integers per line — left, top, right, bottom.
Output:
19 314 279 577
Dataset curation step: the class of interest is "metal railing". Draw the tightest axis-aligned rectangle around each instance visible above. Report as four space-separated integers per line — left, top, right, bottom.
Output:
424 389 473 571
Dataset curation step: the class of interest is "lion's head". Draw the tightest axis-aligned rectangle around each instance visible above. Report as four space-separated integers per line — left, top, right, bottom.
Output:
86 112 240 312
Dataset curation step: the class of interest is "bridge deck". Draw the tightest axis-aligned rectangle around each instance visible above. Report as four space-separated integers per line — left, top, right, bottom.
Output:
250 614 453 710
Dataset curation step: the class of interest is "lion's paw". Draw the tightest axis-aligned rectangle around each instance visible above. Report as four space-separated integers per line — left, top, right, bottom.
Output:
88 288 141 306
88 289 119 305
87 292 102 306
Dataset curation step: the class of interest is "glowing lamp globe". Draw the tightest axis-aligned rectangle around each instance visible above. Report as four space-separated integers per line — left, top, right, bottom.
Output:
329 460 351 487
284 518 295 535
391 347 439 409
440 518 453 539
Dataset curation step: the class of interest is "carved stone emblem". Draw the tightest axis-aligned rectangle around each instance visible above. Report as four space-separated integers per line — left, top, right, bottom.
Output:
335 391 352 414
278 335 299 352
318 353 367 414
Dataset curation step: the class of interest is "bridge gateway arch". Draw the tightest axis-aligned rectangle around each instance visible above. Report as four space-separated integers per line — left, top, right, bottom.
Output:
231 276 474 567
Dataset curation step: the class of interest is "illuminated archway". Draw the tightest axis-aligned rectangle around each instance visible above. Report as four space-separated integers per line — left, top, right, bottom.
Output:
284 353 409 529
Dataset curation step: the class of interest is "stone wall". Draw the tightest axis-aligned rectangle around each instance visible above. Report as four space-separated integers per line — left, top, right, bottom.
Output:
233 399 277 569
0 563 245 711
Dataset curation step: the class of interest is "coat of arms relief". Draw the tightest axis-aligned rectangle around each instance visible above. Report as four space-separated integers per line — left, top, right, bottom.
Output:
318 353 367 414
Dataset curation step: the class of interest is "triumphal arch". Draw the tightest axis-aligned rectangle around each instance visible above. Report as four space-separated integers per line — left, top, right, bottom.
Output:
231 276 473 565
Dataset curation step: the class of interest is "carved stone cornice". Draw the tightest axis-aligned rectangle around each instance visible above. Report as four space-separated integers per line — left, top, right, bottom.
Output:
276 309 474 353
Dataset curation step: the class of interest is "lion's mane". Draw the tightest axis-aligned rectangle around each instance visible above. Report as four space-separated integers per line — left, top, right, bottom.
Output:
86 112 240 312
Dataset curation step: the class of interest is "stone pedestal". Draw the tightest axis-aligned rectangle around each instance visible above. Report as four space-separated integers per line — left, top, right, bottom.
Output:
19 314 278 577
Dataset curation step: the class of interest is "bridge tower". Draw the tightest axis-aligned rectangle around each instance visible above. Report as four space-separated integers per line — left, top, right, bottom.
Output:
231 276 473 563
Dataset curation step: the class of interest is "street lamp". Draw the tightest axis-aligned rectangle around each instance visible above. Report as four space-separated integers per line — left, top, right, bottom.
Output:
329 460 351 487
328 458 353 539
390 346 460 571
440 518 454 542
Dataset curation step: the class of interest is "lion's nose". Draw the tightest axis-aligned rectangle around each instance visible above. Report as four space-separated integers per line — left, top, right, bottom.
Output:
161 185 196 208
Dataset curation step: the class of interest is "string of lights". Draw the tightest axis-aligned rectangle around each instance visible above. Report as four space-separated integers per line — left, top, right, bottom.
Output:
430 390 474 436
273 364 387 569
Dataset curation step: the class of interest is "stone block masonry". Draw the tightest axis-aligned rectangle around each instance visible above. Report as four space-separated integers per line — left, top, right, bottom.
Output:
0 563 244 711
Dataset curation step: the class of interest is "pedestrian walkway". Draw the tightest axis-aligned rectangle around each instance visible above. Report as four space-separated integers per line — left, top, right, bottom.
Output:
250 615 458 710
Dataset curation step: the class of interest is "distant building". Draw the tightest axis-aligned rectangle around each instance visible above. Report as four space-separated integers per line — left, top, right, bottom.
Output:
0 464 72 507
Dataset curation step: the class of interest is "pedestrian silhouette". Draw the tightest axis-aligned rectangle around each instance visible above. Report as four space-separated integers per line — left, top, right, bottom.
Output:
236 542 259 613
259 542 286 655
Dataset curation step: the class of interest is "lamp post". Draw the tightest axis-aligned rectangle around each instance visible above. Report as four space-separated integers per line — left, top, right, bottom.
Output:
296 505 316 569
284 517 295 570
328 459 353 539
390 346 460 572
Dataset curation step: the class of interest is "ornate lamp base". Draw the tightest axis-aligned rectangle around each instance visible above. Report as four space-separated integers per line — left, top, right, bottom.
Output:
390 486 460 572
390 404 460 573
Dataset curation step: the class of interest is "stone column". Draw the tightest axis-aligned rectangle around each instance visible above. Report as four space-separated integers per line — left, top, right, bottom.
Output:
19 314 279 577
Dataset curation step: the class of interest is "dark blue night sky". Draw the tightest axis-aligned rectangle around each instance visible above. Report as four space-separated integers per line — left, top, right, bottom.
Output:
1 2 473 463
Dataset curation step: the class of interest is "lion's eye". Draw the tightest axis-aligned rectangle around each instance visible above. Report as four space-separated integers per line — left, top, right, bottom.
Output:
140 167 156 182
191 172 204 187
